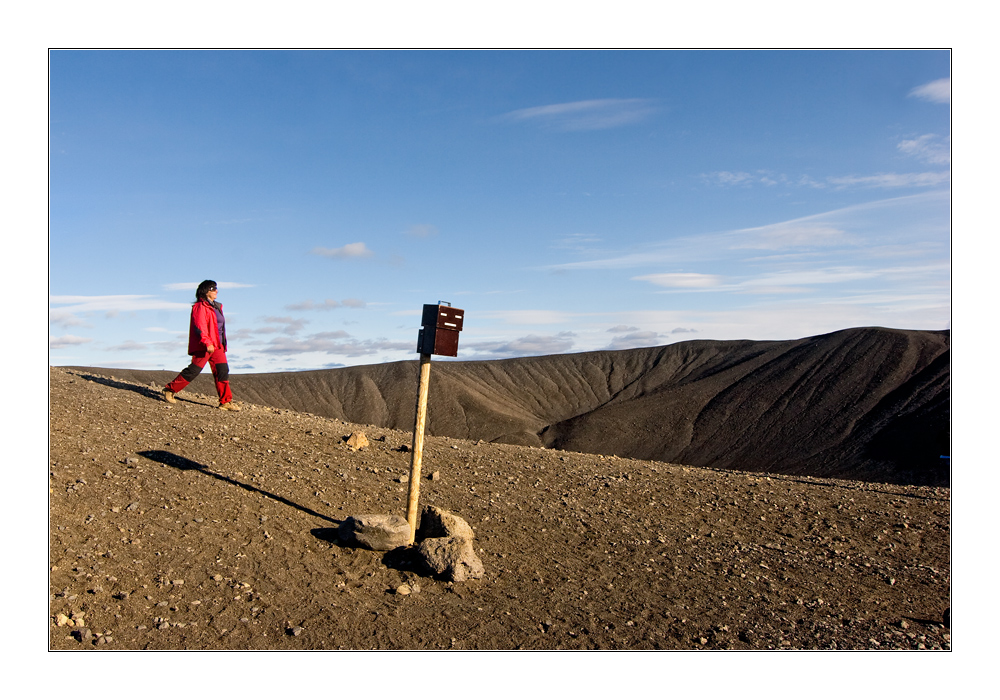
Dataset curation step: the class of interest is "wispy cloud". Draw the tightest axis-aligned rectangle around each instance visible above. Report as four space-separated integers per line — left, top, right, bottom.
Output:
909 78 950 104
604 330 664 350
50 309 92 328
704 168 949 190
310 242 374 259
479 309 581 325
258 335 412 357
286 299 341 311
632 273 723 288
49 295 191 313
730 222 851 250
825 172 950 189
465 332 576 359
702 171 785 187
897 134 950 165
500 99 657 131
252 316 309 335
50 335 92 349
405 224 438 238
162 282 255 291
105 340 148 352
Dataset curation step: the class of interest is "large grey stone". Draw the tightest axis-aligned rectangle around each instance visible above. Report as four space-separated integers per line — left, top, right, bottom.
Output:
417 505 475 541
417 536 485 582
338 514 410 551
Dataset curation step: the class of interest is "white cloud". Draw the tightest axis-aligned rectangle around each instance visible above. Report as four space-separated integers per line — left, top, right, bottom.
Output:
703 171 784 187
49 295 190 313
742 267 879 289
311 330 351 340
310 242 374 259
465 332 576 358
544 191 949 274
50 335 92 348
342 298 367 308
605 330 663 350
106 340 148 352
897 134 950 165
162 281 254 291
731 222 850 250
826 172 950 189
633 273 722 288
909 78 950 104
607 325 639 333
480 309 580 325
50 309 91 328
259 335 412 357
253 316 309 335
287 299 340 311
501 99 657 131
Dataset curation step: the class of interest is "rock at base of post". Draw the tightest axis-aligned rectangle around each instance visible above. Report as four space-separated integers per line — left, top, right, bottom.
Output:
338 514 410 551
417 504 476 541
417 536 485 582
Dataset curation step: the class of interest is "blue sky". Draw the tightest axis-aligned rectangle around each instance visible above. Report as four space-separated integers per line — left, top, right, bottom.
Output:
49 50 951 373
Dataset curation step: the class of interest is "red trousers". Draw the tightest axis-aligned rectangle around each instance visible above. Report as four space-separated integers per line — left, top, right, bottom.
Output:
165 348 232 405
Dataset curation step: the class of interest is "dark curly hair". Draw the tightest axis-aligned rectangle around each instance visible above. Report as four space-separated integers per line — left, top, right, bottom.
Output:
195 280 218 301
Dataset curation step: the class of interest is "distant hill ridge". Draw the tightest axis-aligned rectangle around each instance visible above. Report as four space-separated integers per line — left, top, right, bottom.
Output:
68 326 950 486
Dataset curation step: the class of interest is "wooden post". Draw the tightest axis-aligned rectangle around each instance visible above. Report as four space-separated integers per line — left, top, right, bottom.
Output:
405 353 432 544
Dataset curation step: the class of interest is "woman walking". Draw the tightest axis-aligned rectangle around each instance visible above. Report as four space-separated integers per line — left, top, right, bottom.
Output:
163 280 240 410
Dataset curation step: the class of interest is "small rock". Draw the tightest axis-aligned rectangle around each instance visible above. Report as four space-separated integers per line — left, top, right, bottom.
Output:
395 584 412 595
345 432 369 451
290 626 304 636
55 613 71 627
430 471 441 481
73 627 93 643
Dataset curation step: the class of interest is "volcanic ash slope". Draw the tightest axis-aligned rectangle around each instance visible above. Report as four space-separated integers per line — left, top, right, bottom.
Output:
87 327 949 486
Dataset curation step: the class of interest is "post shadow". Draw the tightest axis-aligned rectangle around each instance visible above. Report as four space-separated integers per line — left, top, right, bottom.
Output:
138 449 340 525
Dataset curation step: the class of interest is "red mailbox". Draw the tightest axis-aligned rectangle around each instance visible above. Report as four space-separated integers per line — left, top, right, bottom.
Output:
417 303 464 357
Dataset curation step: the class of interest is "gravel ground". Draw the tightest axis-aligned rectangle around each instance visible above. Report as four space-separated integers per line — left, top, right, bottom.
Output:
49 367 950 650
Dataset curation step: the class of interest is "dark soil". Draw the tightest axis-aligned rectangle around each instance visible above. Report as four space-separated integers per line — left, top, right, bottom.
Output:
49 367 950 650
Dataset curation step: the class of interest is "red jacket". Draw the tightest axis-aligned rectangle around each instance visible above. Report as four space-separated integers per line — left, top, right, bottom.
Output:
188 299 226 356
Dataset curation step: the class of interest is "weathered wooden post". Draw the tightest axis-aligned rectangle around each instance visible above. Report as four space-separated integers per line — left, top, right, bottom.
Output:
405 302 464 544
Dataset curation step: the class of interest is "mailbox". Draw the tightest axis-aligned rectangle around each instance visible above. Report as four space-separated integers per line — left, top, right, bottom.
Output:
417 303 464 357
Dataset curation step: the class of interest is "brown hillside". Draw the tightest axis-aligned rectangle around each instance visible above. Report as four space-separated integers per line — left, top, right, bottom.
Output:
75 326 949 486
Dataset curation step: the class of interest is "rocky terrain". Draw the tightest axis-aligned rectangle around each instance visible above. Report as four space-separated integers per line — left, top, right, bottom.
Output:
80 326 950 487
49 366 950 650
